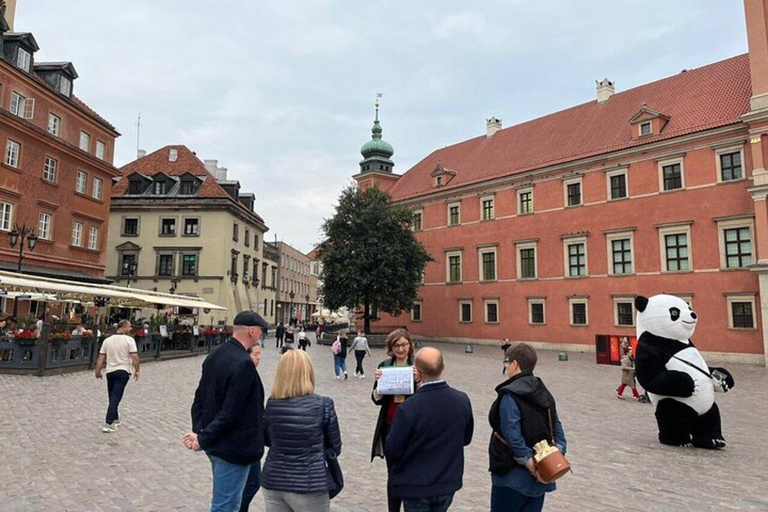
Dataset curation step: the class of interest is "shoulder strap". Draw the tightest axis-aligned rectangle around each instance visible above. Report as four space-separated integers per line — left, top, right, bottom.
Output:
547 408 555 445
641 342 712 379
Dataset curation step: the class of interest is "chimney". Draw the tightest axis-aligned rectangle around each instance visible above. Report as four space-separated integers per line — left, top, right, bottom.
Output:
217 167 228 181
486 117 502 138
204 159 218 174
137 149 147 159
169 148 178 162
596 78 615 103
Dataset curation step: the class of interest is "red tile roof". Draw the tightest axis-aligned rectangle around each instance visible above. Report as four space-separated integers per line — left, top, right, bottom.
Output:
306 246 320 260
388 54 752 201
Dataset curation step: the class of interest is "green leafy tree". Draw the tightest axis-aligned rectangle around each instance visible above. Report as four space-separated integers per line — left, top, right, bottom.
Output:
319 185 432 334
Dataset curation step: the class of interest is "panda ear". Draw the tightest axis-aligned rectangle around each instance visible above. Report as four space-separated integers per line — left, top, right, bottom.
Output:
635 295 649 312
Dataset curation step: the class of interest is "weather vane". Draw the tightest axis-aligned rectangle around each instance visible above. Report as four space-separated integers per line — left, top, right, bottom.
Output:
376 92 382 109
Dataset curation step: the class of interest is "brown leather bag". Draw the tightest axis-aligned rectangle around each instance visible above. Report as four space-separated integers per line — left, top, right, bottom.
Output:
533 409 571 482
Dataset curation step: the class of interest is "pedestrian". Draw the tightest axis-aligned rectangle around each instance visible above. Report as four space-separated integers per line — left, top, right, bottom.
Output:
262 349 342 512
275 322 285 348
259 326 267 349
239 344 263 512
332 332 349 380
616 345 642 400
285 324 295 349
385 347 474 512
501 338 512 374
489 342 567 512
183 311 268 512
350 329 372 378
372 328 416 512
71 323 86 336
298 327 310 351
94 319 140 433
35 314 44 338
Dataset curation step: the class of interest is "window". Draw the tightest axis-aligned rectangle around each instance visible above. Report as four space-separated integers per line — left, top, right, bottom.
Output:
128 180 143 194
16 48 31 72
182 254 198 276
413 211 423 232
43 157 57 182
727 296 756 329
446 251 462 283
664 233 690 271
75 171 87 193
723 227 752 268
92 177 103 200
658 158 685 191
606 231 634 275
719 151 743 181
230 254 238 279
485 300 499 323
518 189 533 214
160 218 176 236
566 241 587 277
565 179 582 207
245 229 250 247
607 170 627 200
517 242 537 279
183 218 199 236
60 76 72 96
47 113 61 136
411 301 423 322
123 218 139 236
481 197 495 220
9 92 32 118
448 203 460 226
480 248 497 281
233 223 239 242
436 176 444 187
459 301 472 323
180 180 197 195
254 234 259 250
158 254 174 276
640 122 652 136
79 131 91 152
153 181 166 195
38 212 52 240
88 226 99 250
71 222 83 246
615 301 634 326
529 299 545 325
0 202 12 231
570 299 588 326
120 254 136 276
95 141 106 160
5 139 20 167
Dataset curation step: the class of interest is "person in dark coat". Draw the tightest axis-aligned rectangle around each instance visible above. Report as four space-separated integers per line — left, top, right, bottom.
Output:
262 349 342 512
184 311 268 512
275 322 285 348
385 347 474 512
372 329 416 512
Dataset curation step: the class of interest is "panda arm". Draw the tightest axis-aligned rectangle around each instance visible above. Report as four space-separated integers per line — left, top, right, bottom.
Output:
635 350 695 397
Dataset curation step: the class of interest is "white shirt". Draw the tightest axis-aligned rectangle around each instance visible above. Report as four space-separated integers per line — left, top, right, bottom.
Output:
99 334 138 374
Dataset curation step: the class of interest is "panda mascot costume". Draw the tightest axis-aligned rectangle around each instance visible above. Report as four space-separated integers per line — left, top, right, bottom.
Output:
634 294 735 449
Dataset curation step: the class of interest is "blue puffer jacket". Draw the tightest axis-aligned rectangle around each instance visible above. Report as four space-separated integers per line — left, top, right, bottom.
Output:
261 393 342 493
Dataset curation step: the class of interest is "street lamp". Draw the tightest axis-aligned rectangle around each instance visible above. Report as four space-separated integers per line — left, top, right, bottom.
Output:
123 259 138 287
305 294 310 323
169 279 178 294
8 224 38 319
289 290 295 324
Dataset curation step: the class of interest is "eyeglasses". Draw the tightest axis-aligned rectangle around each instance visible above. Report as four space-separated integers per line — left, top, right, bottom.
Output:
393 343 410 350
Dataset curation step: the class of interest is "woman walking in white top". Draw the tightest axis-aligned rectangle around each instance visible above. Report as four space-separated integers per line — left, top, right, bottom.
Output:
349 330 372 378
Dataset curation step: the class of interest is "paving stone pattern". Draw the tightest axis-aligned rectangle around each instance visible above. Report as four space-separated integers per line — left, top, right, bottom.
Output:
1 335 767 511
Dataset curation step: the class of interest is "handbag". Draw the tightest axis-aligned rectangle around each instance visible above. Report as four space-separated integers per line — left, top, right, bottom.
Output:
322 397 344 499
533 409 571 482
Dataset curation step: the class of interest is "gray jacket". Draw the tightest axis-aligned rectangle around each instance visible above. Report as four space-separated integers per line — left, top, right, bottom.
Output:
350 336 371 355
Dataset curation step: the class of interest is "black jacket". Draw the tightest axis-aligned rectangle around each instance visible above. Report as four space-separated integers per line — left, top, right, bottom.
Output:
191 338 265 465
371 356 414 461
262 394 342 493
275 325 285 338
385 382 474 498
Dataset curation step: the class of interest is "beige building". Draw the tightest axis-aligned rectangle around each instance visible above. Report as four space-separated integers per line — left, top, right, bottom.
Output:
106 145 277 325
272 241 315 324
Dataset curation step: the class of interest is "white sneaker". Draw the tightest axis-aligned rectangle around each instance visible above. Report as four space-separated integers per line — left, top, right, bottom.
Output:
102 423 117 433
113 420 122 428
359 374 366 379
335 375 340 380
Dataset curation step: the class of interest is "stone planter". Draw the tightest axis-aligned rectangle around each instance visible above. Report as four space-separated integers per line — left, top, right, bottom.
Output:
14 338 36 347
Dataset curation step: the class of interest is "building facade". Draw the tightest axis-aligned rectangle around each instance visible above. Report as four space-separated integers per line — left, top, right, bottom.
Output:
107 146 270 325
261 238 279 326
355 1 768 366
0 7 120 318
272 241 315 324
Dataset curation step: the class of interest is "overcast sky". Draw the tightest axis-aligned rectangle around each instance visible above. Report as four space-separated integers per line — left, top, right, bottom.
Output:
19 1 748 253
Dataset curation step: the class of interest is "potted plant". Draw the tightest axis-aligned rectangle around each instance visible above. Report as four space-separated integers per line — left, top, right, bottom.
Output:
49 332 72 346
14 329 37 346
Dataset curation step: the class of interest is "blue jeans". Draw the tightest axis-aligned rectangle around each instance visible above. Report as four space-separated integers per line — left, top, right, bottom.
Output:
239 462 261 512
491 486 545 512
402 493 454 512
333 355 347 376
105 370 130 425
208 455 251 512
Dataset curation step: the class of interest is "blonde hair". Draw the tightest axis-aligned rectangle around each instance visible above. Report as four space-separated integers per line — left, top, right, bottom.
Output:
271 349 316 399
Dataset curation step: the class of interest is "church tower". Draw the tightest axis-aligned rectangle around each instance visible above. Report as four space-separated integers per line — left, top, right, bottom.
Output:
354 99 400 192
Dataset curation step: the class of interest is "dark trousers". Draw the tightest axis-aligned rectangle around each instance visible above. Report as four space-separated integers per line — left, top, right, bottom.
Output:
491 486 545 512
239 461 261 512
386 456 402 512
105 370 130 425
275 334 284 348
354 350 367 375
403 494 454 512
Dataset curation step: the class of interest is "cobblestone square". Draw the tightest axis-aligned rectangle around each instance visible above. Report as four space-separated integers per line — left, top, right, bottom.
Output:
1 336 767 511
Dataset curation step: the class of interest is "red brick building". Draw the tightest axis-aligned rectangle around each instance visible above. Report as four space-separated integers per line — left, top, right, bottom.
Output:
0 8 120 316
355 1 768 366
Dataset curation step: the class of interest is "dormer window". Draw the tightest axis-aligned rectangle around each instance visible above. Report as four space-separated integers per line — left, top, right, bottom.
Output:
59 76 72 97
153 181 166 195
640 122 652 136
16 48 31 72
128 180 143 194
436 176 444 187
180 179 198 195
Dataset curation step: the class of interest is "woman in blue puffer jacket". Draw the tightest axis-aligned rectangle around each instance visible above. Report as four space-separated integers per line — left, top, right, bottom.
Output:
262 349 342 512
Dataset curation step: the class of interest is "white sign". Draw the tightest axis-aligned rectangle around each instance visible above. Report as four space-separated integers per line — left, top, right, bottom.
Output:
159 325 168 338
377 366 415 395
193 325 199 336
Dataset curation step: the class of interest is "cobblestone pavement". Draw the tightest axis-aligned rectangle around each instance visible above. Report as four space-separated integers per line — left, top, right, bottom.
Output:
1 336 767 511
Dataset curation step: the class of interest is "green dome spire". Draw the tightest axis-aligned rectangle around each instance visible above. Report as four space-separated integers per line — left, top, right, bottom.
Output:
359 99 395 173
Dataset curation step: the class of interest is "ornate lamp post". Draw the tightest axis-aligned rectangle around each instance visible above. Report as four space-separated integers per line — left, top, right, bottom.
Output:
289 290 295 324
305 294 310 323
8 224 38 319
123 259 138 287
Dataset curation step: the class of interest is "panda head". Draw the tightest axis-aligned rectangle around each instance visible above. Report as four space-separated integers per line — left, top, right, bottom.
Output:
635 294 697 343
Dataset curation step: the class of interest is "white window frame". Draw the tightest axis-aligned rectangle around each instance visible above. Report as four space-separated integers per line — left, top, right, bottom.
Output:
658 156 686 192
92 177 103 200
0 202 13 231
478 246 498 282
715 144 746 183
88 226 99 250
563 177 583 207
484 299 499 324
76 170 87 194
569 297 589 326
517 188 534 215
528 298 546 325
613 298 636 327
95 141 106 160
459 300 473 323
435 175 444 187
447 202 461 226
411 300 423 322
639 121 652 136
38 212 52 240
725 294 757 330
658 224 693 272
480 195 495 221
47 113 61 136
10 91 25 117
717 217 754 270
5 139 20 167
43 156 57 182
16 48 31 72
71 222 83 247
606 168 628 200
412 209 423 232
563 236 588 277
60 76 72 96
606 230 635 275
446 250 463 283
516 241 538 280
79 131 91 152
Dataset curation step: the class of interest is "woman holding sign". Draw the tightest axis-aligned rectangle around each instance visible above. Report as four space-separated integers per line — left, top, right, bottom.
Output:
371 328 416 512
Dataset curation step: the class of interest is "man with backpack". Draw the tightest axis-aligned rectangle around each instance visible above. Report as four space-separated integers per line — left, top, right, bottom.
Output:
332 332 349 380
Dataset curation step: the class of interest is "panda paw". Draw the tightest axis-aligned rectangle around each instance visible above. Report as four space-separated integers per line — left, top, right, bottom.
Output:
692 438 726 449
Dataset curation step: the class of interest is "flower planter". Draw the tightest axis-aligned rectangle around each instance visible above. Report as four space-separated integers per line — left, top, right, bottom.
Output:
14 338 36 347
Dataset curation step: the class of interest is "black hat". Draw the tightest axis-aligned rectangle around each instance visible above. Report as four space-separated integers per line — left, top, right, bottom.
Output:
233 310 269 329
